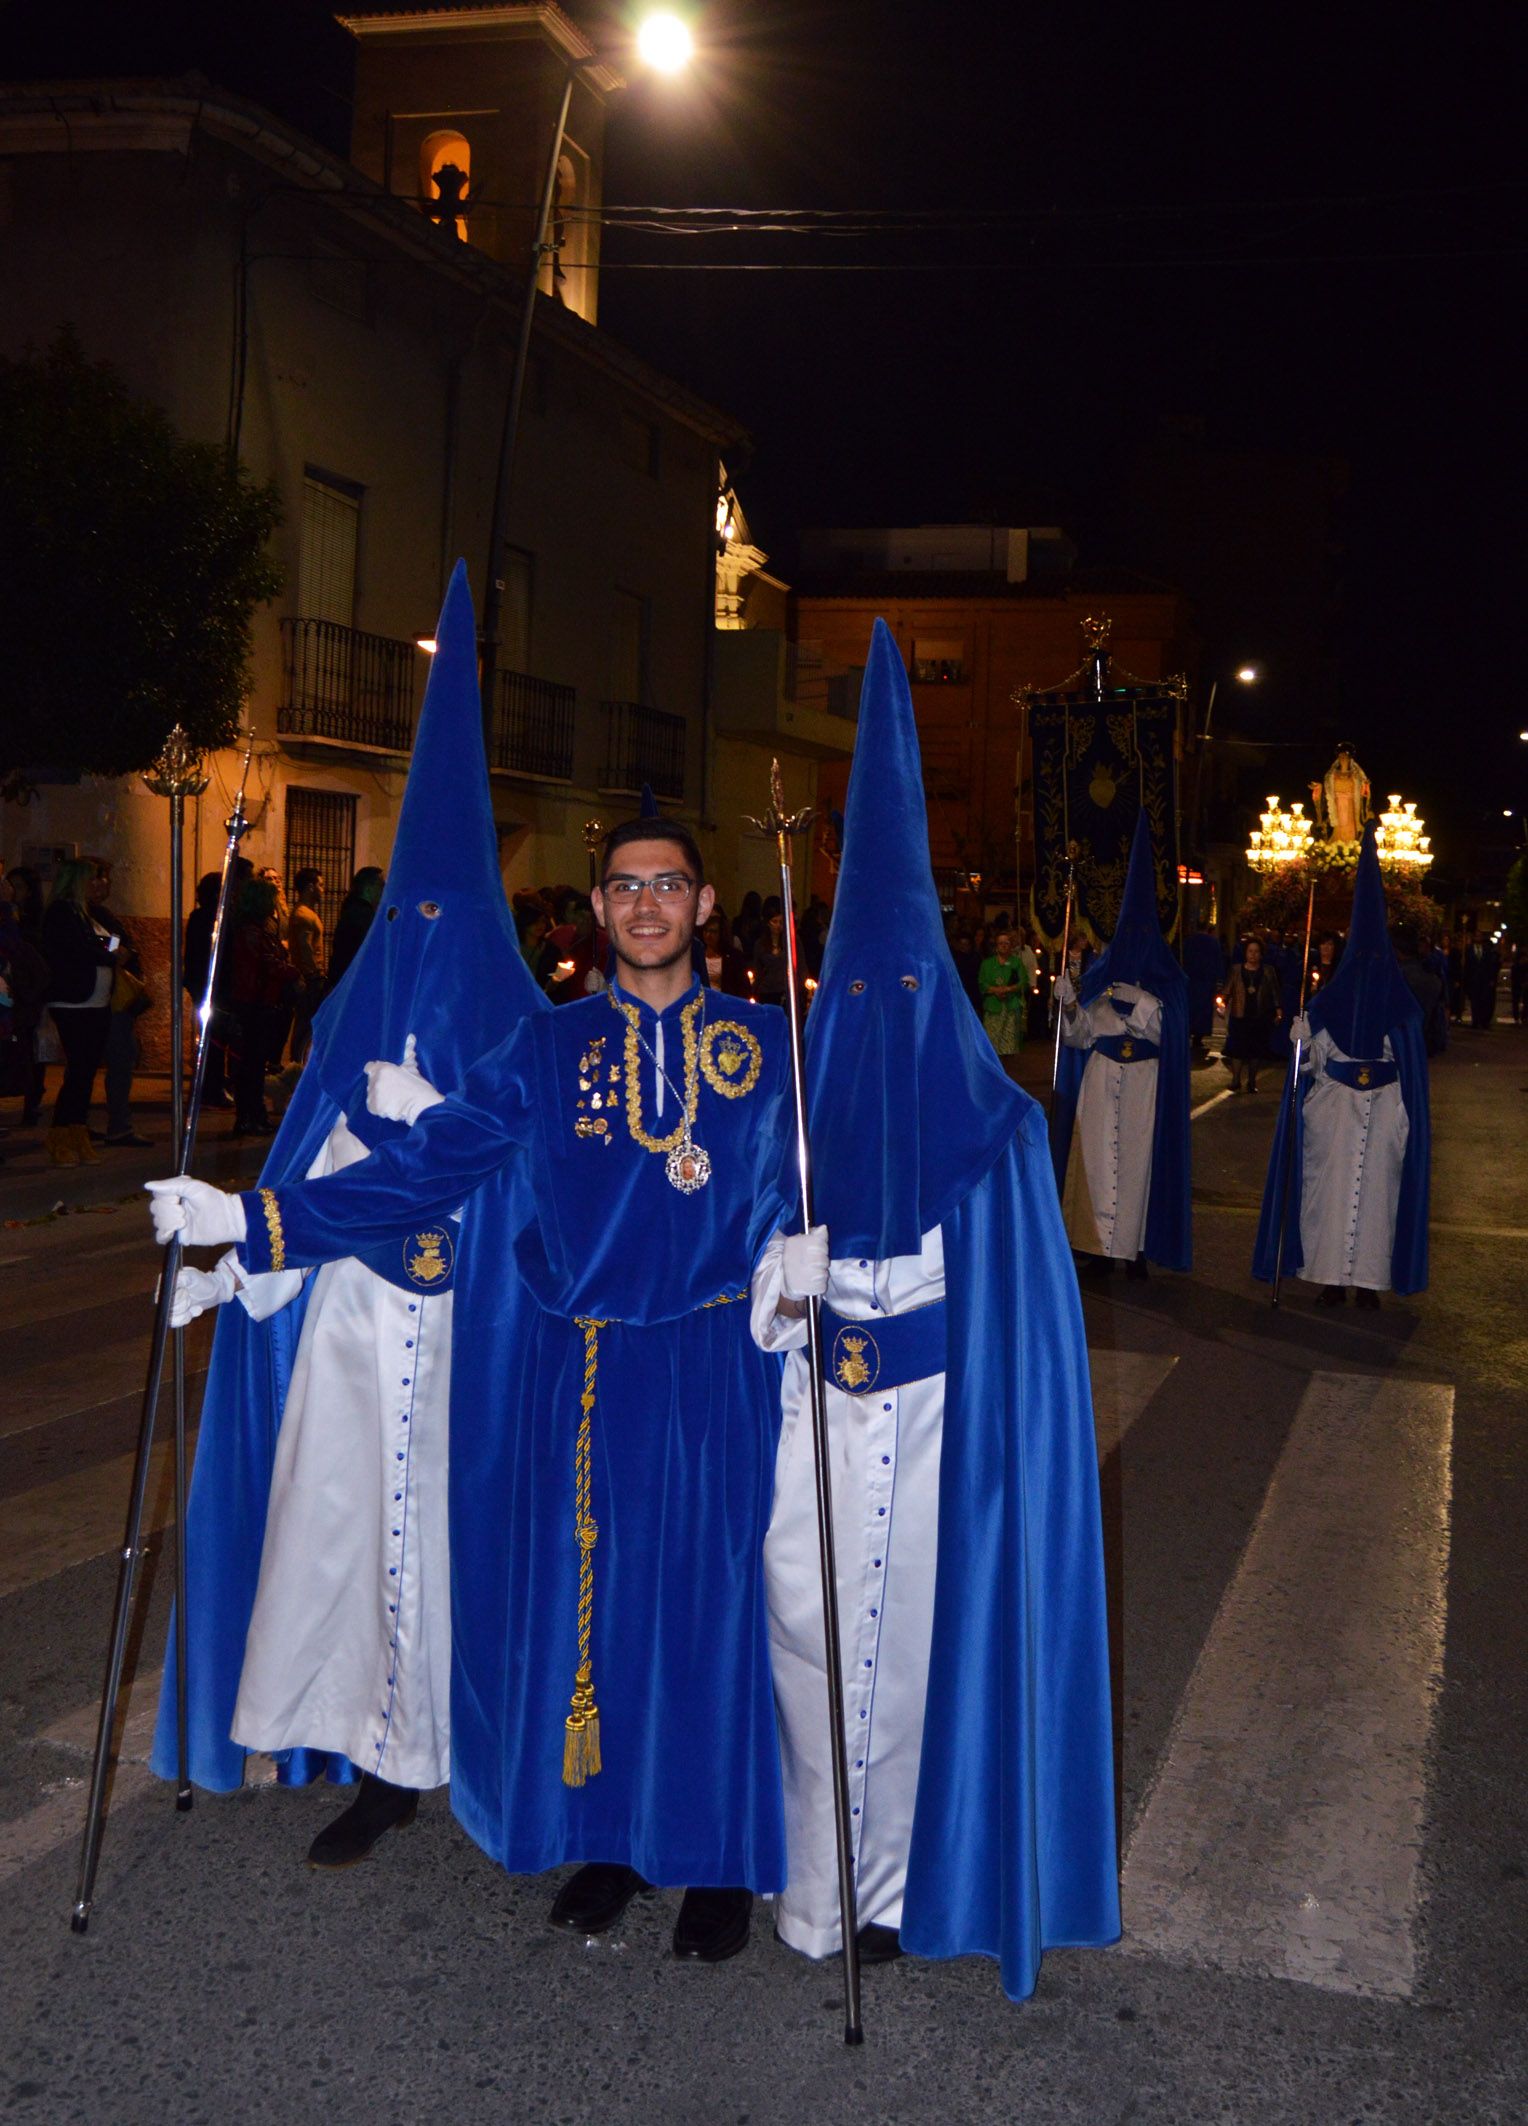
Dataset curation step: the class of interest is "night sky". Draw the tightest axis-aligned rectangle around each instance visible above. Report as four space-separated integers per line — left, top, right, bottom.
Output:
10 0 1525 870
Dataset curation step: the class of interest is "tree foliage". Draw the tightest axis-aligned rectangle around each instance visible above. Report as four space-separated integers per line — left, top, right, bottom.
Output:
0 329 282 792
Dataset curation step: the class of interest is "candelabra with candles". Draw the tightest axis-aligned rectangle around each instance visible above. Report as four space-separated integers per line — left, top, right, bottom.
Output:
1246 796 1316 872
1374 795 1433 872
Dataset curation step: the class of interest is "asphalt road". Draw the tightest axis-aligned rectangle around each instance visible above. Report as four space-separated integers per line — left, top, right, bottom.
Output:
1 1030 1524 2125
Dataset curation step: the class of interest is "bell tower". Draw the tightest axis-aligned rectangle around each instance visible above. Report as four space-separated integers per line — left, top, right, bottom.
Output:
337 4 622 325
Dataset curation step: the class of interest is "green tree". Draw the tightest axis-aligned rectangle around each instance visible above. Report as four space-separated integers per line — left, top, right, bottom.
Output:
0 329 281 793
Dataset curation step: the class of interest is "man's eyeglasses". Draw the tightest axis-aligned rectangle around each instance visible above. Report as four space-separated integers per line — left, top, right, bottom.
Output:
603 873 696 903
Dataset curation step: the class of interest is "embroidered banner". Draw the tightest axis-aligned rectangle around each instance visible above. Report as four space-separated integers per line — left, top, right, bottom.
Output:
1029 692 1180 946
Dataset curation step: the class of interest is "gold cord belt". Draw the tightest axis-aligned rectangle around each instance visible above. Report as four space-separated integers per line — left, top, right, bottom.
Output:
560 1291 748 1788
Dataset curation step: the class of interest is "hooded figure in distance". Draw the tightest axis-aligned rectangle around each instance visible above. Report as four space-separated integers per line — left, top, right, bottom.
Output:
1049 807 1191 1277
1253 820 1429 1304
153 563 547 1866
750 618 1120 2002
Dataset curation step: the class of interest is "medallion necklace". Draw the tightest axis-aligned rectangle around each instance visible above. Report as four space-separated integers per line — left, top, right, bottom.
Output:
609 989 711 1192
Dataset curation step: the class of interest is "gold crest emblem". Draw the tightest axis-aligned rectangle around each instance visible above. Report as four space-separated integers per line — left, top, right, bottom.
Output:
1120 1038 1134 1060
831 1324 880 1394
1357 1066 1372 1087
700 1020 763 1099
404 1228 452 1288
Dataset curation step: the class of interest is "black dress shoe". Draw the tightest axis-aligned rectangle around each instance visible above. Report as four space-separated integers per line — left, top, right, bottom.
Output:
1354 1287 1380 1310
1317 1285 1346 1307
547 1862 651 1934
306 1773 418 1868
857 1921 903 1964
672 1886 752 1962
1125 1254 1149 1281
104 1131 155 1149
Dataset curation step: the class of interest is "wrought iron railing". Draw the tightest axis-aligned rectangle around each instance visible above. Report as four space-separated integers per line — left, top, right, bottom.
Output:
491 669 576 780
601 700 686 799
279 617 417 752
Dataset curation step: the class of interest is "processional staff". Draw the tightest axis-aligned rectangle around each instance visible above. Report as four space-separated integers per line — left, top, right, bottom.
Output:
746 760 864 2047
71 731 256 1933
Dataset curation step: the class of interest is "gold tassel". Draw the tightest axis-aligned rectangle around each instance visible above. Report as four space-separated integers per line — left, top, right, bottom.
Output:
562 1664 602 1787
563 1320 606 1787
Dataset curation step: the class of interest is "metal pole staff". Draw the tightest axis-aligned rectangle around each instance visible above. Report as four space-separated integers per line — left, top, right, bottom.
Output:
1271 875 1319 1308
1049 852 1076 1116
478 60 582 759
747 761 864 2047
72 732 255 1934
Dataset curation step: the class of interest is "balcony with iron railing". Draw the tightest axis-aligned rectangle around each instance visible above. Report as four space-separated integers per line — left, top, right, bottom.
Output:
491 669 576 781
601 700 686 799
278 616 417 754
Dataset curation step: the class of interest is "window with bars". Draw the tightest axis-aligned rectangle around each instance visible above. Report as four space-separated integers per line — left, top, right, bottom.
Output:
284 788 357 945
299 473 361 629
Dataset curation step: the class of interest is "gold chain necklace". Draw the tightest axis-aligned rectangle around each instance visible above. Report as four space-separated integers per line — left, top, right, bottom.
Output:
610 990 711 1191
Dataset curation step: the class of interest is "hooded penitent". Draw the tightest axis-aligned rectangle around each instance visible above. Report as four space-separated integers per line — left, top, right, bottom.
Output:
154 562 547 1791
1253 821 1429 1291
804 619 1119 2000
1048 806 1192 1271
807 621 1025 1257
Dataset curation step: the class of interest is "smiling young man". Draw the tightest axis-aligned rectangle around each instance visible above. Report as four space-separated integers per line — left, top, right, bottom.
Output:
148 817 812 1964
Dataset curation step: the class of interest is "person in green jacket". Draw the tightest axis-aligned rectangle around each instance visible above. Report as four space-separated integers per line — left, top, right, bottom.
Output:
979 928 1027 1060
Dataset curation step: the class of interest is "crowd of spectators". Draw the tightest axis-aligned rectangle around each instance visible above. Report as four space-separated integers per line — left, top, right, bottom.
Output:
6 843 1522 1162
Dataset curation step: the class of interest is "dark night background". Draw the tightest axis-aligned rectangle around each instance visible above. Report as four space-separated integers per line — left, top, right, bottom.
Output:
7 0 1524 872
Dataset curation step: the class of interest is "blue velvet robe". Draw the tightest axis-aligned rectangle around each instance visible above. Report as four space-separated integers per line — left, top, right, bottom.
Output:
235 983 796 1888
900 1103 1121 1999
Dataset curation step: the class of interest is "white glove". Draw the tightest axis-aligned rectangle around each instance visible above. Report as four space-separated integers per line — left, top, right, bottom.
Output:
145 1176 248 1248
365 1032 445 1126
167 1256 239 1328
1290 1014 1312 1044
781 1225 830 1300
1055 972 1077 1009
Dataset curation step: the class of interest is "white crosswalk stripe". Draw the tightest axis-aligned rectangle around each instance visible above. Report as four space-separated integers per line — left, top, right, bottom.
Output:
1121 1370 1453 1998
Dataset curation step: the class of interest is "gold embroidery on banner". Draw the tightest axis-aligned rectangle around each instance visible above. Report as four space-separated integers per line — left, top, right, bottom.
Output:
258 1187 285 1274
834 1333 873 1390
699 1020 763 1099
575 1116 610 1140
611 992 703 1155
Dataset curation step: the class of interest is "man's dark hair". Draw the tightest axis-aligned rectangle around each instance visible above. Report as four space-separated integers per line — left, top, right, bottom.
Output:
601 815 705 884
294 867 322 896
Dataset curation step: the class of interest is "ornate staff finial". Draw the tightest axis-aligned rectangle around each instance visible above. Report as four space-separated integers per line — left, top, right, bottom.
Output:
582 817 604 853
745 757 813 841
1081 614 1112 655
141 725 210 801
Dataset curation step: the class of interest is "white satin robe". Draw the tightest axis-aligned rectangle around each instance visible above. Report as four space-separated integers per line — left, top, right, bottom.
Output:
227 1117 454 1790
1297 1028 1409 1291
753 1227 945 1956
1059 983 1162 1260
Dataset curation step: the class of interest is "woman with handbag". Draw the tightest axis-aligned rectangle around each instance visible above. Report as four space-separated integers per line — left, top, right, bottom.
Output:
40 857 117 1164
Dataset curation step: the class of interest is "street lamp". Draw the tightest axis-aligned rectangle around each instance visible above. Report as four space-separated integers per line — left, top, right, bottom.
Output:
637 11 694 72
478 12 695 762
1190 660 1262 868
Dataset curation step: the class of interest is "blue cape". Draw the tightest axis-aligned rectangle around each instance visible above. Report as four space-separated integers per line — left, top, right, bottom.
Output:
1048 809 1192 1270
808 619 1118 1998
153 562 548 1791
1253 823 1429 1291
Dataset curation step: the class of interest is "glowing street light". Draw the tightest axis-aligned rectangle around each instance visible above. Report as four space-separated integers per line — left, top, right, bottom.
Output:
479 9 697 755
637 11 695 73
1235 664 1261 686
